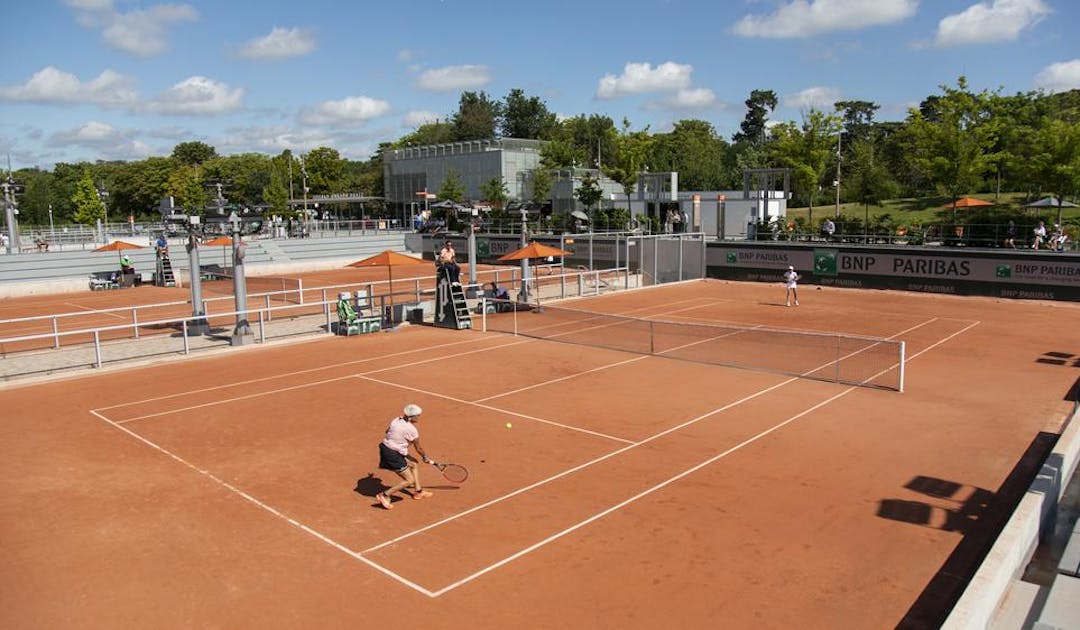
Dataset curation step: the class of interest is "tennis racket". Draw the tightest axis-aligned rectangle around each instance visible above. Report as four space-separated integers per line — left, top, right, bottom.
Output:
429 460 468 483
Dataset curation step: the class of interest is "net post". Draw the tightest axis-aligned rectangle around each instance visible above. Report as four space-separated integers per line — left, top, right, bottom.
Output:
298 278 304 305
52 318 60 349
898 341 906 393
481 298 487 331
513 299 518 337
132 308 139 339
93 330 102 368
835 335 841 384
265 294 272 321
181 321 189 354
650 320 655 354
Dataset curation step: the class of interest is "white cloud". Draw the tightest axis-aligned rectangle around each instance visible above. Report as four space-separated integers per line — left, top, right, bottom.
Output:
646 88 720 111
0 66 137 107
47 121 153 159
397 49 416 62
596 62 693 99
782 86 842 111
934 0 1051 47
149 76 243 115
300 96 391 126
415 65 491 92
66 0 197 57
214 125 337 155
239 26 316 60
1034 59 1080 93
733 0 918 38
404 110 440 128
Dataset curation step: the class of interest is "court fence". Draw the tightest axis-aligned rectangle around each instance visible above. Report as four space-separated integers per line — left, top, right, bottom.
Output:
480 301 906 392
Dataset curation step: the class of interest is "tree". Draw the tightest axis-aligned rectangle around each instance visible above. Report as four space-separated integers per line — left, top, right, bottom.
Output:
1030 117 1080 227
262 160 290 216
833 100 880 146
651 119 729 190
304 147 345 194
438 170 465 203
479 177 508 209
770 109 841 227
574 172 603 218
733 89 778 146
605 118 653 211
171 141 217 166
903 77 1001 220
530 168 552 206
398 120 454 147
71 169 106 225
845 138 898 233
452 91 502 141
501 88 558 140
165 166 207 211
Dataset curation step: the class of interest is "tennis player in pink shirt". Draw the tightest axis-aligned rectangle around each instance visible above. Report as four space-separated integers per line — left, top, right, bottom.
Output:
375 404 433 509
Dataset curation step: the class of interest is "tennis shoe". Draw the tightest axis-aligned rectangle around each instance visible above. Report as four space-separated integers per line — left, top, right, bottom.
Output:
412 490 433 500
795 300 799 306
375 492 392 509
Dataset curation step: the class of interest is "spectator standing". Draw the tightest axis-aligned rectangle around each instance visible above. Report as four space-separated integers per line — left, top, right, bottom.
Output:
1004 221 1017 248
822 218 836 242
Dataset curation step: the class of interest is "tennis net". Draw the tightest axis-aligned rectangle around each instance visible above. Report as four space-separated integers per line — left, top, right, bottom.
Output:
481 301 905 391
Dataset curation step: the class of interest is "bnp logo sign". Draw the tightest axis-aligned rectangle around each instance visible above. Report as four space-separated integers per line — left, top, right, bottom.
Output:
995 264 1012 278
813 249 838 276
725 251 737 264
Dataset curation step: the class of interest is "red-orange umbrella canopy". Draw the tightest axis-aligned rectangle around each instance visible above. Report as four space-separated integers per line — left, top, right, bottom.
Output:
951 197 994 208
496 241 572 261
93 240 144 260
347 250 428 300
93 240 143 252
201 235 234 246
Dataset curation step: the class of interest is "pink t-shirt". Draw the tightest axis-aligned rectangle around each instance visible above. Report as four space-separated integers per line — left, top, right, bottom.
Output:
382 417 418 455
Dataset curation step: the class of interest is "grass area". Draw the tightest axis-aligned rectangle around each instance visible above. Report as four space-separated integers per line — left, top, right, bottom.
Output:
787 192 1080 227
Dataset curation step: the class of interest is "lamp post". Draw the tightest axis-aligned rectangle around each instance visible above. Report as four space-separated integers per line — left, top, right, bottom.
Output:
228 211 252 346
48 204 54 241
833 131 842 219
96 184 109 243
2 174 18 254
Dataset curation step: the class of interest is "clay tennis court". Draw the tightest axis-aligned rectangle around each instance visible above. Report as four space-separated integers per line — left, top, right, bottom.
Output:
1 279 1077 628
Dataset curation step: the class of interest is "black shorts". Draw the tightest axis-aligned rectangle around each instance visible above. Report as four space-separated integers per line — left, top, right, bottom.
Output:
379 443 408 473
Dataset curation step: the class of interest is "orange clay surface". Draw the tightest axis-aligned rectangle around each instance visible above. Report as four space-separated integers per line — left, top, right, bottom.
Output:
1 279 1077 628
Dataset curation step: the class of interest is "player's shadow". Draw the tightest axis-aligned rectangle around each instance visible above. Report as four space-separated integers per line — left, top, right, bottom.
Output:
876 475 993 534
354 472 460 498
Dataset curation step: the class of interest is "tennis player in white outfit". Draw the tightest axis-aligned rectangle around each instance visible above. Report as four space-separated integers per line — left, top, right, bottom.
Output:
783 265 800 307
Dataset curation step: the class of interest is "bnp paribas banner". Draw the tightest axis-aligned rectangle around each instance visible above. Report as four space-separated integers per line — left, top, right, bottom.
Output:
711 247 1080 287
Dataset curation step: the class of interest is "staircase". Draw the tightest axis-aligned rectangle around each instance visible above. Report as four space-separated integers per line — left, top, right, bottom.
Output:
156 255 176 287
433 266 472 330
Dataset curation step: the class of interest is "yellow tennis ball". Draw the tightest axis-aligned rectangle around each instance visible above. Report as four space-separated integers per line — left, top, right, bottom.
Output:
505 422 512 429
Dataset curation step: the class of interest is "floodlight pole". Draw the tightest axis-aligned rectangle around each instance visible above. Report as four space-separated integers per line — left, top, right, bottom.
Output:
2 175 18 254
185 217 209 335
834 131 842 219
518 207 530 302
229 211 252 346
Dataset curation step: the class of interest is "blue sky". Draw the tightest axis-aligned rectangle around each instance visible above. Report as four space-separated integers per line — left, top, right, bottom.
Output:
1 0 1077 170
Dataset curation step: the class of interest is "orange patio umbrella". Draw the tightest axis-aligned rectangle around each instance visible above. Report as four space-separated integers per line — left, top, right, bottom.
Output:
497 241 573 304
947 196 993 222
93 240 143 261
347 249 428 302
496 241 573 262
201 235 235 267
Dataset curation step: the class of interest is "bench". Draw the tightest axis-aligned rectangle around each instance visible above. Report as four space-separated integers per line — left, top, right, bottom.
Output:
337 314 381 336
89 272 119 291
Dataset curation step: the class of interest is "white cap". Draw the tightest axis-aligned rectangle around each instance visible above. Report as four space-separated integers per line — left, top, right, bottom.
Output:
788 265 794 270
403 404 423 417
338 291 352 300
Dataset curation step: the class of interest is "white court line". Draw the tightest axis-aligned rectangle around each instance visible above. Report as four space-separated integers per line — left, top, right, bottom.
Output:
88 409 437 597
62 302 128 320
357 374 636 444
97 297 713 413
424 316 980 596
361 316 942 559
428 385 860 596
